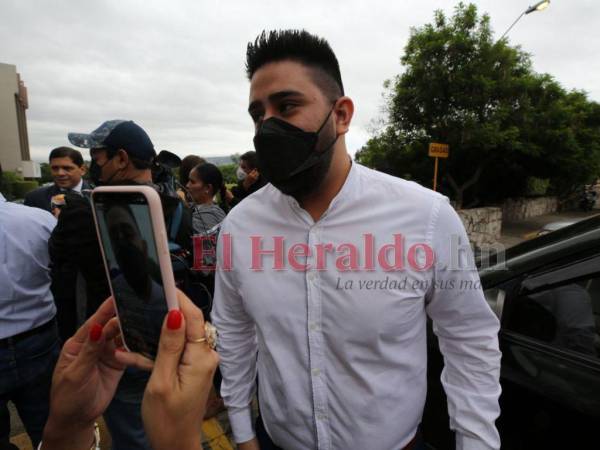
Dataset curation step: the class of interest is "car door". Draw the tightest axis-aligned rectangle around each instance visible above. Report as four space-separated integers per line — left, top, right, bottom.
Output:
498 253 600 449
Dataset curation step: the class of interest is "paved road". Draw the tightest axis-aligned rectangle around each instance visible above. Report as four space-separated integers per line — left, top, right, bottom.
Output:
9 404 234 450
499 210 599 247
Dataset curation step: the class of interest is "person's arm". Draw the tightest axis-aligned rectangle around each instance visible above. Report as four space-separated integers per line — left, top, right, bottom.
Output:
41 298 126 450
211 220 259 446
41 291 218 450
425 198 502 450
23 188 38 208
117 291 219 450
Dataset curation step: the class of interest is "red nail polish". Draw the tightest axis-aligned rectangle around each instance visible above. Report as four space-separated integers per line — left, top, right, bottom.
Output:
90 323 103 342
167 310 183 330
115 347 126 352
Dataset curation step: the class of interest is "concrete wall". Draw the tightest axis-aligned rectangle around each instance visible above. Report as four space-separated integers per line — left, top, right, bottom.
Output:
502 196 558 222
457 207 502 248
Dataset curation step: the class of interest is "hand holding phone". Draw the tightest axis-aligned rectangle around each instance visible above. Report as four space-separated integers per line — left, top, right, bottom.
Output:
91 186 178 359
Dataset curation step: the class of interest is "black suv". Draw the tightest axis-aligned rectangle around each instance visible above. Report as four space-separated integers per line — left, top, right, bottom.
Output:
423 214 600 449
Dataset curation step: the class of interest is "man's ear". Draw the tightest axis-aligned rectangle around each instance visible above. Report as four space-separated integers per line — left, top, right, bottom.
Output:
80 164 87 175
115 149 129 169
334 96 354 135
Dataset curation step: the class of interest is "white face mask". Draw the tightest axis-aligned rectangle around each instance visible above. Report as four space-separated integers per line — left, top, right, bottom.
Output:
236 166 247 181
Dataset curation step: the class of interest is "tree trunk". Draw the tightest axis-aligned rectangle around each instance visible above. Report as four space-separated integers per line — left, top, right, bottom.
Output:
447 165 484 209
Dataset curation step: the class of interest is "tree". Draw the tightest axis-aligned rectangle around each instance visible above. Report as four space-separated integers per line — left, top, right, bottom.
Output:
219 163 237 186
40 163 54 184
356 2 600 208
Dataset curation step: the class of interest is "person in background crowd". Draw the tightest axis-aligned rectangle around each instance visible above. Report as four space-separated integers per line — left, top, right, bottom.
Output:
187 163 228 233
38 291 219 450
212 30 502 450
23 148 92 342
177 155 206 207
24 147 90 214
228 150 267 207
0 167 61 450
49 119 193 450
186 162 227 419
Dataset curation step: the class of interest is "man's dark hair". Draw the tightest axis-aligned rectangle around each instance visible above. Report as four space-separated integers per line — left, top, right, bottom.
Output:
49 147 84 167
180 155 206 186
246 30 344 101
240 151 258 170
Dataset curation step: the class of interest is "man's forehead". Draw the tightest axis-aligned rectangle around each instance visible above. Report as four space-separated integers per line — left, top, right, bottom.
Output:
50 156 77 166
248 60 318 102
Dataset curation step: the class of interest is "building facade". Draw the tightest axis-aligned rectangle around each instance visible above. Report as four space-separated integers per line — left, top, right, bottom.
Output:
0 62 38 177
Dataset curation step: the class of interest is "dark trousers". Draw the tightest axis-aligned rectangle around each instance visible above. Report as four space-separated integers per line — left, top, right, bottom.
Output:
0 321 60 449
103 368 153 450
54 295 78 343
256 415 283 450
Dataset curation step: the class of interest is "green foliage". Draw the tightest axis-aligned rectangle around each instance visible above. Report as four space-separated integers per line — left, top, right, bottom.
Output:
0 171 23 200
11 181 39 199
525 177 550 196
0 170 39 200
40 163 54 184
356 2 600 208
219 163 237 185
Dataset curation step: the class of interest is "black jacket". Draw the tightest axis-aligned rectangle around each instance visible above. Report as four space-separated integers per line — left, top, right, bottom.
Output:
24 180 92 212
230 175 267 207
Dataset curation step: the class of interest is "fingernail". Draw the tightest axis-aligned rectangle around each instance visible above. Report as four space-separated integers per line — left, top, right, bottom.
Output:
115 347 126 352
90 323 103 342
167 310 183 330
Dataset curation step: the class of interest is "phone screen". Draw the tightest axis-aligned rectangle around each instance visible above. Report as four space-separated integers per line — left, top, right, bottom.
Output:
93 192 168 359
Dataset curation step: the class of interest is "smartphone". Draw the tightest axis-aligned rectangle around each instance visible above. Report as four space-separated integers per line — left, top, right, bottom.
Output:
91 186 178 359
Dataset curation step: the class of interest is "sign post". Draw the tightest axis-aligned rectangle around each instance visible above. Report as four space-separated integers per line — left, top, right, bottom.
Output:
428 143 449 191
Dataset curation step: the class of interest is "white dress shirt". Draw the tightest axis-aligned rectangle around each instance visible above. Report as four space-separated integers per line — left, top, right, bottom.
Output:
71 178 83 193
0 193 57 339
212 162 501 450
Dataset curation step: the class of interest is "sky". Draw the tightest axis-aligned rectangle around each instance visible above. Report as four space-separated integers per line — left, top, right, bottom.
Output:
1 0 598 162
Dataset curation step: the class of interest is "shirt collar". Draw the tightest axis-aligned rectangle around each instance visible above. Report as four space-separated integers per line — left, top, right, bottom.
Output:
0 192 6 202
59 178 83 193
72 178 83 192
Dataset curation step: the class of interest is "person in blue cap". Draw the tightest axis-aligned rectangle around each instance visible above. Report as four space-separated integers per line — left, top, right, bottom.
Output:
48 120 193 450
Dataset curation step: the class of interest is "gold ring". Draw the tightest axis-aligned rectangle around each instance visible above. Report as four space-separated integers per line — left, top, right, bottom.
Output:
188 337 207 344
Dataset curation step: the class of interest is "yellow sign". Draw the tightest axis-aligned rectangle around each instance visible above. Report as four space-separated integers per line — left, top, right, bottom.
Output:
428 143 449 158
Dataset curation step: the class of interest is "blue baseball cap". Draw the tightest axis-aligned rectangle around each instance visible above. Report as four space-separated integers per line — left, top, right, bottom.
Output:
68 120 156 162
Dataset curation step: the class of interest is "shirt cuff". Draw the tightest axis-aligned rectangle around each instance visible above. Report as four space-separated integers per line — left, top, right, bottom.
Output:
456 433 497 450
228 406 255 444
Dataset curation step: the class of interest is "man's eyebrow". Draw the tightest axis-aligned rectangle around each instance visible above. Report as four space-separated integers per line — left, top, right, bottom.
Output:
248 90 304 113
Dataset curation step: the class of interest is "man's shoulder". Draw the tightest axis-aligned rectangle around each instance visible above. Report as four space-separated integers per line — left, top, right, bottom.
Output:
224 183 278 225
24 184 55 202
1 200 56 231
355 163 446 205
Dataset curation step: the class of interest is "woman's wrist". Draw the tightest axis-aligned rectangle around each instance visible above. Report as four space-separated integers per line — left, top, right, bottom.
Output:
41 419 96 450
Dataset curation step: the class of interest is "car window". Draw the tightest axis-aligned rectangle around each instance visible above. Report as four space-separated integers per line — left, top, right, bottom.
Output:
506 275 600 358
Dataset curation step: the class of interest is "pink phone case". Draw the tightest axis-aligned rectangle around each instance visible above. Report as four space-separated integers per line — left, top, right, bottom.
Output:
90 185 179 352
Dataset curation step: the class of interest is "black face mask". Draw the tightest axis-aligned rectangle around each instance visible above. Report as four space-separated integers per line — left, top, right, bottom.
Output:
89 156 119 186
253 106 338 198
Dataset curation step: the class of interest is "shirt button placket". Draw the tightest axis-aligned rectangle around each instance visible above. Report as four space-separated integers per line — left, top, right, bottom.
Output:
306 226 330 449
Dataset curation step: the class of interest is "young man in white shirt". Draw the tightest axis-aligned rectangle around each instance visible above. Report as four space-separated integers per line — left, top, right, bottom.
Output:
212 30 502 450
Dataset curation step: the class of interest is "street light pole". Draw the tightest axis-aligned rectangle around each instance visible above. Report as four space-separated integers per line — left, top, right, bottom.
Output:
499 1 550 40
